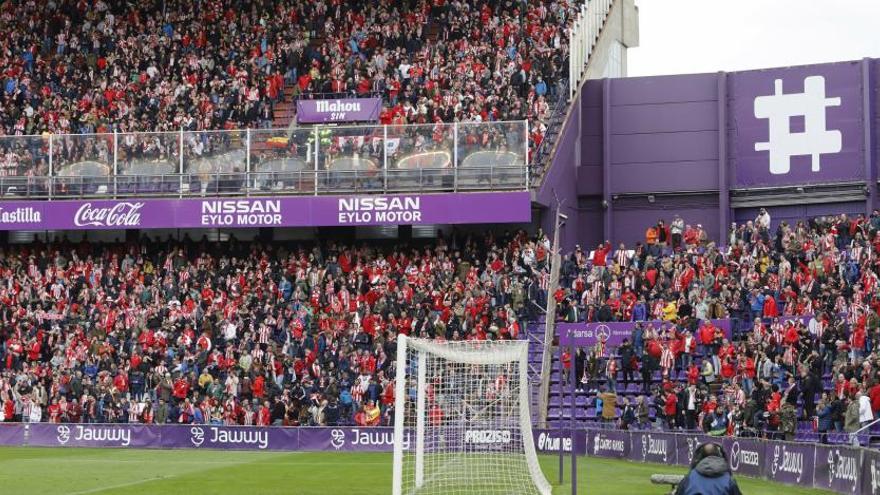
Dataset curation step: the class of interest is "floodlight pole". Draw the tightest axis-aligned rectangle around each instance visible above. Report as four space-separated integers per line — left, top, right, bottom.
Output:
570 341 578 495
537 204 563 429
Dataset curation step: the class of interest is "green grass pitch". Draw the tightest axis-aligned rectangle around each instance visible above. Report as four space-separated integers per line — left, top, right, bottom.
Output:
0 447 832 494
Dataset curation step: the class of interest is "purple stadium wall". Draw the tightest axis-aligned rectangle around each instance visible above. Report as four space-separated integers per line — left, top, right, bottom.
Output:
541 58 879 250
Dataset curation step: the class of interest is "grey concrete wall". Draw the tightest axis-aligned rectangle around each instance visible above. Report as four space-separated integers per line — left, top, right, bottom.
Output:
583 0 640 81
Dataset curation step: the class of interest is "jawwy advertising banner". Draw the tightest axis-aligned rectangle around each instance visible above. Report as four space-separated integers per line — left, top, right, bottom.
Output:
296 98 381 124
675 433 713 467
298 427 404 452
28 423 160 448
159 424 298 451
0 191 530 230
862 449 880 495
763 441 815 487
630 431 676 464
729 60 864 188
556 319 731 348
814 445 862 494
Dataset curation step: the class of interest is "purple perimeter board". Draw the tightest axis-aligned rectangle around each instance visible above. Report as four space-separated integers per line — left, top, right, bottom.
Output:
2 424 880 494
0 191 530 230
552 319 731 348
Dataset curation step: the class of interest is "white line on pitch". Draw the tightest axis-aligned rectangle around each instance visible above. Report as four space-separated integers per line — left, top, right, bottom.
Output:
64 476 175 495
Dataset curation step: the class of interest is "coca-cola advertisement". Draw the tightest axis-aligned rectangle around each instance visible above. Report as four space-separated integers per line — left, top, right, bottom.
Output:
73 202 145 227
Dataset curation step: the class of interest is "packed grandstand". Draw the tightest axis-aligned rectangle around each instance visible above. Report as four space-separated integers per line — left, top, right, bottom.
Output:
2 1 880 494
1 210 879 448
0 0 569 178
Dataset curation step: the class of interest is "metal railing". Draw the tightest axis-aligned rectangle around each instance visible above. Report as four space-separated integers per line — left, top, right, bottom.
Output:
0 121 528 199
294 90 383 101
569 0 613 101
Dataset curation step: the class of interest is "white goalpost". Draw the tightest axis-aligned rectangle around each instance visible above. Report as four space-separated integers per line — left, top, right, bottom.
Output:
392 335 552 495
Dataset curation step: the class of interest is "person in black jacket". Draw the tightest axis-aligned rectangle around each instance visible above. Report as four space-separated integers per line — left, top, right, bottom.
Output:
675 443 742 495
574 348 586 392
619 339 635 390
800 367 820 420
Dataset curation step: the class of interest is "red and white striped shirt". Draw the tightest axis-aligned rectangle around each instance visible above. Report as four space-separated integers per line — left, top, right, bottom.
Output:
660 348 675 371
258 325 271 345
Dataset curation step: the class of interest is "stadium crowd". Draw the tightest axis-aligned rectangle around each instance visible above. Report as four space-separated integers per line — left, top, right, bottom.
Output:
0 0 574 176
3 204 879 441
0 230 551 426
567 209 880 442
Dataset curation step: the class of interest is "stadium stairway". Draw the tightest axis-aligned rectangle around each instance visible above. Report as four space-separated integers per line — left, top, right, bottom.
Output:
272 86 298 129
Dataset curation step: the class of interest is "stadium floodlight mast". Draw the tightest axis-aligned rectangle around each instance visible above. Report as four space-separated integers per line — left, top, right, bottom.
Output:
392 335 552 495
537 205 566 429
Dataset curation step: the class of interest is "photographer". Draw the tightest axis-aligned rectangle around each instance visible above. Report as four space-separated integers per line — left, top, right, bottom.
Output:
675 443 742 495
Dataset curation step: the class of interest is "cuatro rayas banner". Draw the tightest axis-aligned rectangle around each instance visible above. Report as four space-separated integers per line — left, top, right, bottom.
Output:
0 191 530 230
296 98 382 124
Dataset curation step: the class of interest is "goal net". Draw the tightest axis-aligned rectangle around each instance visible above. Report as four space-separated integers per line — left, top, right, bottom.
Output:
392 335 552 495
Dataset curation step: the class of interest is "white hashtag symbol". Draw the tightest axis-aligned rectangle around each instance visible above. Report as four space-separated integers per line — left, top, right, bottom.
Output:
754 75 842 175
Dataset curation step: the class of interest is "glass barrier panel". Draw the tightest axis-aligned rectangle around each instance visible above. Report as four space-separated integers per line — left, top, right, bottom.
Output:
0 121 527 199
316 168 375 194
117 131 181 196
50 134 113 197
0 135 50 197
0 135 50 177
181 130 247 196
249 128 313 194
317 125 385 193
456 122 526 190
385 123 454 192
0 175 50 198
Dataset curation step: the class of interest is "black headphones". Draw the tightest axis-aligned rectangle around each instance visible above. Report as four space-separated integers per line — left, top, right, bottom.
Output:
690 442 729 469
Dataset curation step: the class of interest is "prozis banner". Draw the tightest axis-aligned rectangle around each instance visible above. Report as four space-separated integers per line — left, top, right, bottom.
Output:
296 98 381 124
729 60 864 188
0 191 530 230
